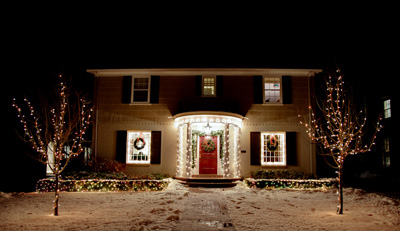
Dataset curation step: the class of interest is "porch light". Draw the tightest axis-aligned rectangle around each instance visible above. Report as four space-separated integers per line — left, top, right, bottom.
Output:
204 122 212 135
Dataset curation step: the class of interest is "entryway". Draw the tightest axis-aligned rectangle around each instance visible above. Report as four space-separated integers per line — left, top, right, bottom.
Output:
174 112 243 179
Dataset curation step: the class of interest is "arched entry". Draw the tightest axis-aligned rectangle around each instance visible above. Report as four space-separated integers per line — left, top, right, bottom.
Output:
174 111 243 178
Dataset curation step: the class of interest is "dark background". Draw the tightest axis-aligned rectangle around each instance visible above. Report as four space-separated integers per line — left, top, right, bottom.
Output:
2 6 399 192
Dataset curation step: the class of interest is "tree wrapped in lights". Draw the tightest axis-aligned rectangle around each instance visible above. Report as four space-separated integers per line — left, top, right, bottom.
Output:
299 69 382 214
12 75 93 216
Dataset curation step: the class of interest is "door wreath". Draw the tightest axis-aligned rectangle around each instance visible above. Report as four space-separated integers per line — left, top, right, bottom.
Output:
134 138 146 150
202 138 216 152
267 135 279 151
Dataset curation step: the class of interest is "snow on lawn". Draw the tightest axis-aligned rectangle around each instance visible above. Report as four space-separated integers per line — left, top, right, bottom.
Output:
0 180 399 231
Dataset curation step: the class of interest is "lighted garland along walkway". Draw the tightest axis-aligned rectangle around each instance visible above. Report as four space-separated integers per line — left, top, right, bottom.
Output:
175 188 235 231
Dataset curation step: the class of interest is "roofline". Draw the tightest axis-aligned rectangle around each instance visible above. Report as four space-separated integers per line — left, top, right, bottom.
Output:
87 68 322 77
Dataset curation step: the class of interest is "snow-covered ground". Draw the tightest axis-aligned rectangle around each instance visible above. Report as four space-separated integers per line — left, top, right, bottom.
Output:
0 180 399 230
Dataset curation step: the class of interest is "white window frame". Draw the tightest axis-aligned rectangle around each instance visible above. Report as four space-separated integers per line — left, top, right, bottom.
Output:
126 130 151 164
263 76 282 104
202 75 216 97
384 99 391 119
131 76 151 104
261 132 286 166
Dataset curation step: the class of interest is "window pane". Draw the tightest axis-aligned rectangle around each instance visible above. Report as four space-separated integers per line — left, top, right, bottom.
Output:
134 78 149 90
261 132 285 166
264 77 280 103
203 77 215 96
127 131 151 164
133 91 148 102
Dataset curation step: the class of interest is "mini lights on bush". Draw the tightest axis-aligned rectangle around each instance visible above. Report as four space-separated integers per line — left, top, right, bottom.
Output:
36 178 170 193
244 178 338 190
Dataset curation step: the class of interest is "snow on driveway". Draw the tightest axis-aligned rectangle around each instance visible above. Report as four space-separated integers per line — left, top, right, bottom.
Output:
0 180 399 230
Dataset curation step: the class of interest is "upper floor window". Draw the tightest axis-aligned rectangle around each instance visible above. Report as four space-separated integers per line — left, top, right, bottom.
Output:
264 77 282 103
203 76 216 97
132 77 150 103
384 99 391 119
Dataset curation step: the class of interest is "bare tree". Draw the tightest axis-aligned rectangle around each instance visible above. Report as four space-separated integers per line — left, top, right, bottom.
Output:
299 69 382 214
12 75 93 216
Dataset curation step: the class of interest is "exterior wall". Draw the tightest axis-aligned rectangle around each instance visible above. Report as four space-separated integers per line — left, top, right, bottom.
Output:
95 76 178 176
93 70 317 178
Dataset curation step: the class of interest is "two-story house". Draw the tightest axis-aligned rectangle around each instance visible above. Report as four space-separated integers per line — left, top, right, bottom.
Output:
87 68 322 179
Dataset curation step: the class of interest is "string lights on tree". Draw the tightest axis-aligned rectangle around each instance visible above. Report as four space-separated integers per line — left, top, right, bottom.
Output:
12 74 94 216
299 69 382 214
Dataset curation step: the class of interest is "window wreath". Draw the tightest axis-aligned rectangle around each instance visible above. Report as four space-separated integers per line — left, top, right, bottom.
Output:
267 135 279 151
134 137 146 150
202 138 216 152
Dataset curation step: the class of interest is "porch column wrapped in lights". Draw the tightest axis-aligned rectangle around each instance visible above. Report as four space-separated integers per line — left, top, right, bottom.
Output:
224 123 230 177
186 123 192 177
173 112 243 178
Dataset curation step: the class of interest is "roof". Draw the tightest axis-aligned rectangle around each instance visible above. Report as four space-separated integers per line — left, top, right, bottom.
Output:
87 68 322 77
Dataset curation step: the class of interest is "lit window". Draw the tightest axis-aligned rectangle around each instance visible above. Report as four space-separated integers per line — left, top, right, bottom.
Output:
264 77 281 103
126 131 151 164
132 77 150 103
203 76 216 96
261 132 286 166
384 99 391 119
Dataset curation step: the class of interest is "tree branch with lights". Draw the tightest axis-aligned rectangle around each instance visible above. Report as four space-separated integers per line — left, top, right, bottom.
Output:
12 75 93 216
299 69 382 214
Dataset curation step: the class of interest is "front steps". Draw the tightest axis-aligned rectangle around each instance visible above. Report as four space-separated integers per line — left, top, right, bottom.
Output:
175 175 242 188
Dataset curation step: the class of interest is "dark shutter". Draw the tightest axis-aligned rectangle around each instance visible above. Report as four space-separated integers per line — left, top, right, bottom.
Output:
216 75 223 96
116 131 127 163
195 75 202 97
282 76 292 104
122 76 132 104
286 132 297 165
150 75 160 104
150 131 162 164
253 75 263 104
250 132 261 165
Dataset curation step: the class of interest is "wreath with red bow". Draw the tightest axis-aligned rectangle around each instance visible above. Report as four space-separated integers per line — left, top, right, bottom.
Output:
134 138 146 150
267 135 279 151
202 138 216 152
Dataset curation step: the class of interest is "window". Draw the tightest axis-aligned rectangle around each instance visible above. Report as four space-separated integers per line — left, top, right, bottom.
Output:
132 77 150 103
382 138 390 167
203 76 216 97
261 132 286 166
126 131 151 164
384 99 391 119
264 77 281 103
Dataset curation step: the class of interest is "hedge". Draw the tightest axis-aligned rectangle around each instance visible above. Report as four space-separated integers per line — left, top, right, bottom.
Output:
36 178 170 193
245 178 338 189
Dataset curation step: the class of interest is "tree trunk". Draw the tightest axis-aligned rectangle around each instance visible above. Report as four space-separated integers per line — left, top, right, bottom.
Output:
54 171 60 216
337 166 344 214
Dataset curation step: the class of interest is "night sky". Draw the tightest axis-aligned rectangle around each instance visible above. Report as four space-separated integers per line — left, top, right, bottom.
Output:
2 9 399 191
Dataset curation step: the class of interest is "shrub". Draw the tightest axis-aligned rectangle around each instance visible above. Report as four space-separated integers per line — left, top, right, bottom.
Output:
251 169 316 180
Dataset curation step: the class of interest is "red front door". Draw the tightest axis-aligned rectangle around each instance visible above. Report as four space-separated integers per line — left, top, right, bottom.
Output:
199 136 218 174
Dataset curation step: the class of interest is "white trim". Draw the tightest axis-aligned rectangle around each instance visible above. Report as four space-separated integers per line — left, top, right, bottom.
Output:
131 76 151 104
126 130 151 164
263 76 283 105
202 75 216 97
261 131 287 167
87 68 322 77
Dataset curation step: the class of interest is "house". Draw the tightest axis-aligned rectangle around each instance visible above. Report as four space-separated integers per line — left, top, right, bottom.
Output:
87 68 322 179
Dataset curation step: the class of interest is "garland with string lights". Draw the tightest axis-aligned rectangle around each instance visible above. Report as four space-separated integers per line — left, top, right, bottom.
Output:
12 74 93 216
298 69 382 214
